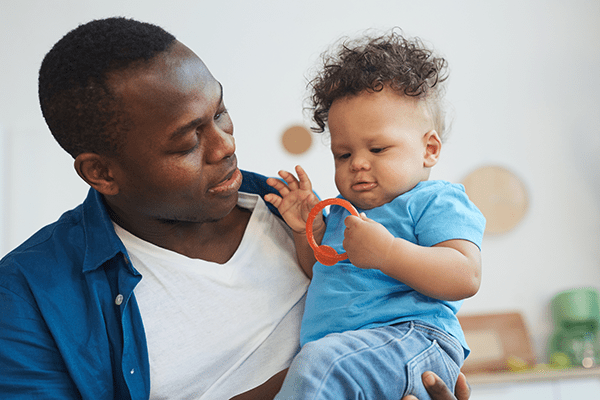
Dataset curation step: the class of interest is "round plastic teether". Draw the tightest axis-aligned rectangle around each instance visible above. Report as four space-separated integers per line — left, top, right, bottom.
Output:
306 198 359 266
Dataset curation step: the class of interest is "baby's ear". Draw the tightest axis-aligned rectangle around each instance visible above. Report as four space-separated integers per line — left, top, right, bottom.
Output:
423 130 442 168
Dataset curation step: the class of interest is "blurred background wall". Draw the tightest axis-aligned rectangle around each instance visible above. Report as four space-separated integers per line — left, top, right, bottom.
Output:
1 0 599 362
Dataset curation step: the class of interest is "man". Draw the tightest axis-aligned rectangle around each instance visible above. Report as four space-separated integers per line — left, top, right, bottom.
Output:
0 17 469 399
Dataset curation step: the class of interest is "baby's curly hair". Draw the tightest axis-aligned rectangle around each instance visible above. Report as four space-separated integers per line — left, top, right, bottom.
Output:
308 29 449 140
38 17 176 158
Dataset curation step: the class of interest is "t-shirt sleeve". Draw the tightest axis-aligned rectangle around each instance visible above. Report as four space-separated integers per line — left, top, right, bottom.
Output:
413 184 486 249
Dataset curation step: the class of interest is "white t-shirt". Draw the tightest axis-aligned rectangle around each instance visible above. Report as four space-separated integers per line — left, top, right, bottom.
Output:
114 193 309 399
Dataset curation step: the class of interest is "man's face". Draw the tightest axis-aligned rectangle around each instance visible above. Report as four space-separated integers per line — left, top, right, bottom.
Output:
106 41 242 225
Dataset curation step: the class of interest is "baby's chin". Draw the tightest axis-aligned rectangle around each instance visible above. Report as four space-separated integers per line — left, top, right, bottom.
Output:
341 194 388 211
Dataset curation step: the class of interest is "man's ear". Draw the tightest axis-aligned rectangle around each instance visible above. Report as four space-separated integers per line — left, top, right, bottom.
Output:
74 153 120 196
423 130 442 168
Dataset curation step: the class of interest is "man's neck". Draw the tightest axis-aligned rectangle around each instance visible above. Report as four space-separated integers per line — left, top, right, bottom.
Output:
109 204 252 264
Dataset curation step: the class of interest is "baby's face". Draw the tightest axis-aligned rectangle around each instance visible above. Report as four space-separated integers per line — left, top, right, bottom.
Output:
328 86 440 210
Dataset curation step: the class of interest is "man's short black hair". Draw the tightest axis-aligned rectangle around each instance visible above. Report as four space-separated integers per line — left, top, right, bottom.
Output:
38 17 177 158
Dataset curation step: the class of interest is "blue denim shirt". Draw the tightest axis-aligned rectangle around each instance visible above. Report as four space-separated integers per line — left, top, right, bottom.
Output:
0 170 282 399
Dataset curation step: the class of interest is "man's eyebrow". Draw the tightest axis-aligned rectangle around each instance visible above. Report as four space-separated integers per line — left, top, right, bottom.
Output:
217 82 224 106
168 117 203 141
167 82 224 141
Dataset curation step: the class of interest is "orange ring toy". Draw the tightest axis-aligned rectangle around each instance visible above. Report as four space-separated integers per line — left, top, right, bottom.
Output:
306 198 359 266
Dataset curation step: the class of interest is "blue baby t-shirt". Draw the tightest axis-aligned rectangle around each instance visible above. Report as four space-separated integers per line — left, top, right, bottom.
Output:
299 180 486 357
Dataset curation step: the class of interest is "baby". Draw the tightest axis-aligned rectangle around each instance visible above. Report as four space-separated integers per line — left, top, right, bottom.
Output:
265 30 485 399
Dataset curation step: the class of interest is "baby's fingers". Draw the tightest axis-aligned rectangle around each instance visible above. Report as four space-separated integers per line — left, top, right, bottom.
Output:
301 194 322 222
307 194 320 211
264 193 283 209
294 165 313 191
266 177 290 197
278 169 300 191
343 214 363 229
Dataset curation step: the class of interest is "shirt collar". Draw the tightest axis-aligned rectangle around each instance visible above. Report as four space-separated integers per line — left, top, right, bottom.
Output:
81 188 129 273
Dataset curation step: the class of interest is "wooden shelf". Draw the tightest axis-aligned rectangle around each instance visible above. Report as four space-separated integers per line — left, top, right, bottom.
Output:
466 367 600 385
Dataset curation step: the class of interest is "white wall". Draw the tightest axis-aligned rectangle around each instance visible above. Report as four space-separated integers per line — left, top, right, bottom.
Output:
1 0 599 362
0 124 5 253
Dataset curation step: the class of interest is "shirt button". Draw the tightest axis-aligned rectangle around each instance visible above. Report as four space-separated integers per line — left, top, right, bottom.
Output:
115 294 124 305
130 369 135 374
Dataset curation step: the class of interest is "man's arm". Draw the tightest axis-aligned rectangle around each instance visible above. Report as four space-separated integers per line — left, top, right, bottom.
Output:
229 369 288 400
0 288 81 399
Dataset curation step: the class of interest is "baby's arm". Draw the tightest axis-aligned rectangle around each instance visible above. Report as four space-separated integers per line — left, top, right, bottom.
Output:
343 214 481 301
265 165 324 279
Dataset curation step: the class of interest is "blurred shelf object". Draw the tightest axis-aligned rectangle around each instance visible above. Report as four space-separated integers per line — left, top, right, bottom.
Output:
458 311 536 375
466 365 600 385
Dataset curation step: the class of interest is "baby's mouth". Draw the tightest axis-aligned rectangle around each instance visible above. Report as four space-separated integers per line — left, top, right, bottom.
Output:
351 181 377 192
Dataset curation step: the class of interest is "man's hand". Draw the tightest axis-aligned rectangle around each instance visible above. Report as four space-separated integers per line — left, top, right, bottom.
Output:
402 371 471 400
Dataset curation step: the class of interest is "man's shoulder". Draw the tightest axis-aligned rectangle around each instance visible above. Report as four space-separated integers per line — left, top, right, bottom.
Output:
239 170 282 219
2 206 85 260
240 170 274 193
1 188 124 274
0 205 88 301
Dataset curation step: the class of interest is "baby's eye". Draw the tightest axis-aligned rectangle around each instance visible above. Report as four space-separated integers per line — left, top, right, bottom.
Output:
337 153 351 160
370 147 385 154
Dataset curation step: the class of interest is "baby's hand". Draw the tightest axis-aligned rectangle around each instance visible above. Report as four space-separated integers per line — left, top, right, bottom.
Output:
265 165 323 234
343 213 395 270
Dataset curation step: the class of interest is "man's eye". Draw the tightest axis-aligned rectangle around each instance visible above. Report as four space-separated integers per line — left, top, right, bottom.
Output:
215 108 228 120
179 142 199 155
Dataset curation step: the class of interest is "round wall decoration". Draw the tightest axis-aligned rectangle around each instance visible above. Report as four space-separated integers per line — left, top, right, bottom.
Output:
462 165 529 234
281 125 312 155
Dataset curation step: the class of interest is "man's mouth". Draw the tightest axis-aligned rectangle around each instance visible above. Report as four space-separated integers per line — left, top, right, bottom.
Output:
208 168 243 195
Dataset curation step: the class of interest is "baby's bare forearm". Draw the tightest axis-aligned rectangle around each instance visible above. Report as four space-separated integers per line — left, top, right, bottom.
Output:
379 239 481 301
291 232 316 279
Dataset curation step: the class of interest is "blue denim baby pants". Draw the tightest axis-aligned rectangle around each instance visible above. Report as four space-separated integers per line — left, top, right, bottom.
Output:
274 321 464 400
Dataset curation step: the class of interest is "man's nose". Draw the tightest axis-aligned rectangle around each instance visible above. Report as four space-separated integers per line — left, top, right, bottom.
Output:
205 126 235 164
